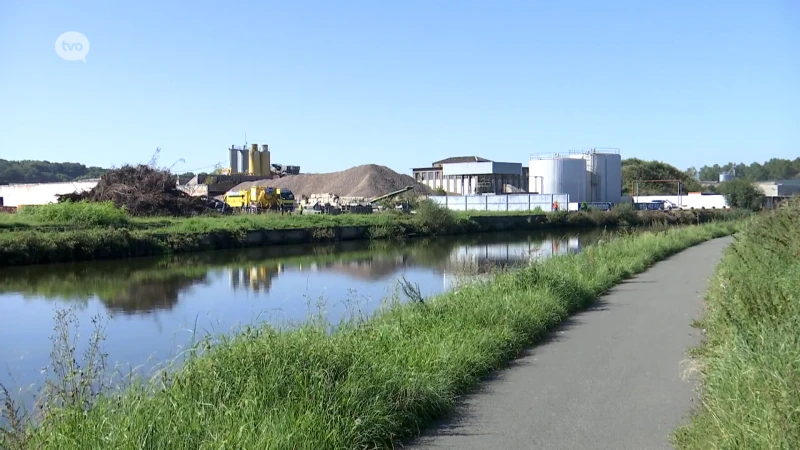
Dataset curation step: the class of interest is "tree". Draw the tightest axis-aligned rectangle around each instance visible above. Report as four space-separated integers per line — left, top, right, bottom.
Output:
0 159 108 183
717 178 762 211
697 157 800 181
622 158 702 195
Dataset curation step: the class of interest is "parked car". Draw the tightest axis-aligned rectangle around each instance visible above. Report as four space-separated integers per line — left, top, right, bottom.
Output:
650 199 677 211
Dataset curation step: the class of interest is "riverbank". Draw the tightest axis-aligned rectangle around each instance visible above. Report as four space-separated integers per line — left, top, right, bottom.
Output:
672 200 799 449
0 200 746 266
0 220 742 449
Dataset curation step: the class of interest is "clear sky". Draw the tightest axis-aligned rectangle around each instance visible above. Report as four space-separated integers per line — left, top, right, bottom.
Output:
0 0 797 176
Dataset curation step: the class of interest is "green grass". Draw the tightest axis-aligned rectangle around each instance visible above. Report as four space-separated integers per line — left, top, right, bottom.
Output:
672 199 800 449
0 220 742 449
0 199 748 266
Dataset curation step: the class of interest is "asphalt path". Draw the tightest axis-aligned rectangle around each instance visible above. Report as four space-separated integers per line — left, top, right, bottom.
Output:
407 237 732 450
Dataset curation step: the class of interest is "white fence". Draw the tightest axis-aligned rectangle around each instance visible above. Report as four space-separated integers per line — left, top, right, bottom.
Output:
426 194 570 212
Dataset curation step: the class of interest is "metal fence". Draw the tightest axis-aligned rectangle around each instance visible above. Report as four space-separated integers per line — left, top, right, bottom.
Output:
425 194 570 212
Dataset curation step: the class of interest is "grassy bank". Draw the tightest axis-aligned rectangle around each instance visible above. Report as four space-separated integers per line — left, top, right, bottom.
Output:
1 220 742 449
0 200 747 266
672 200 800 449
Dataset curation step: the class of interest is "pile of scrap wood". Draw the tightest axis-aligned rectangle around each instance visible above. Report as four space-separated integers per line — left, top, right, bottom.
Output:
58 165 210 216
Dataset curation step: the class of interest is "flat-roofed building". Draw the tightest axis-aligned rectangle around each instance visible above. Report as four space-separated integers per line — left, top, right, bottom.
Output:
412 156 527 195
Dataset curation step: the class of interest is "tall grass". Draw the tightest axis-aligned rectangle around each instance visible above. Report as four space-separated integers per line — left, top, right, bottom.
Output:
15 201 129 227
1 220 740 449
672 199 800 449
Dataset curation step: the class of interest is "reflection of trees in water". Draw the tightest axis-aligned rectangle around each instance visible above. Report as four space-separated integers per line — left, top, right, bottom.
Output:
1 230 604 314
103 273 210 315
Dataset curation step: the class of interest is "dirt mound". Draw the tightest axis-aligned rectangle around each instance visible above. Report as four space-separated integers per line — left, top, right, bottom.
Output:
59 165 208 216
230 164 433 199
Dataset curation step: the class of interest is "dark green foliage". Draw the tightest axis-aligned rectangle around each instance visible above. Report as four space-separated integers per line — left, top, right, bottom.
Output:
694 157 800 182
0 160 108 183
716 178 763 211
622 158 702 195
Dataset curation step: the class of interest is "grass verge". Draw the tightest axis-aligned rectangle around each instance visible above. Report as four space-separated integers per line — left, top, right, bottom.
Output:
0 200 747 266
672 199 800 449
1 220 741 449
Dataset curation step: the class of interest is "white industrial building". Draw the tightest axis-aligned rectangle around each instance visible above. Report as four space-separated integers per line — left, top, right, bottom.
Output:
412 156 528 195
528 148 623 204
0 179 99 207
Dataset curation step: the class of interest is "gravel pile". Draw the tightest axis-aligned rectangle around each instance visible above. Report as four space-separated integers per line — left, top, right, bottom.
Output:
229 164 432 199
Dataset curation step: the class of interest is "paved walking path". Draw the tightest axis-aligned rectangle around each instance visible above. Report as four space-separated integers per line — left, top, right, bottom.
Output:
408 237 732 450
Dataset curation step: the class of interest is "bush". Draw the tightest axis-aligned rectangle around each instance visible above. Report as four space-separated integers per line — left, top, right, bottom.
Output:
413 199 458 235
16 201 130 227
717 178 762 211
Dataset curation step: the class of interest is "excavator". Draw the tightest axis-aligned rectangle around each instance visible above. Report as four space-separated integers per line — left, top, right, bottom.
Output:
223 186 296 213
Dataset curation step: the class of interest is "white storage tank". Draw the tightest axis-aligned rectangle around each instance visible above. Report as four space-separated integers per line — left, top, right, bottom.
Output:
587 150 622 203
568 149 622 203
719 172 734 182
528 156 587 203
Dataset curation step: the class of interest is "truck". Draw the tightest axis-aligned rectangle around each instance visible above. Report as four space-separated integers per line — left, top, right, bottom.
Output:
223 186 295 213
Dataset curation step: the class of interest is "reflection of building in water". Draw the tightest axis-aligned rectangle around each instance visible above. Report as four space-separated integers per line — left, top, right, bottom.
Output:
442 237 582 291
230 264 284 293
295 256 410 281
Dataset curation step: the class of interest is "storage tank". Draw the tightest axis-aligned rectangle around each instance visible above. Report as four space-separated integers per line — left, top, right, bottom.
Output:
260 145 271 177
249 144 260 176
229 146 239 174
239 149 249 174
719 172 734 182
585 150 622 203
528 156 587 203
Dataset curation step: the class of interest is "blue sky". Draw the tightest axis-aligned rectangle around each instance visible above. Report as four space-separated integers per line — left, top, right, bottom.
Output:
0 0 797 175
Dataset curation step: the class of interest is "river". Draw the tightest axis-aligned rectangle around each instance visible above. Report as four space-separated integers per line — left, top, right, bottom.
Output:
0 228 607 409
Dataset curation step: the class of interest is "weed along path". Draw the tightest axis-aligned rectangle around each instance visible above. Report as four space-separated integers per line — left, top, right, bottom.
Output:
409 237 733 450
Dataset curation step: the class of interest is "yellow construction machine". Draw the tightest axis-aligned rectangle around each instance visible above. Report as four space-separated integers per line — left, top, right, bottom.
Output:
223 186 296 213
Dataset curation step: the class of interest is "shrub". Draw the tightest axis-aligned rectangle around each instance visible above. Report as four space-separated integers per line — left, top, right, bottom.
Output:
16 201 129 227
414 199 458 235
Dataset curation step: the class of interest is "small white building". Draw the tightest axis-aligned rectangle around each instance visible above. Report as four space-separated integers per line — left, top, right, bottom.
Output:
412 156 528 195
0 179 99 207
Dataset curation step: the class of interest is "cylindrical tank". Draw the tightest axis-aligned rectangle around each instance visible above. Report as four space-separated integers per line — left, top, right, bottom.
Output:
719 172 734 182
239 149 249 174
229 146 239 174
528 157 587 203
587 151 622 203
249 144 259 176
260 145 271 177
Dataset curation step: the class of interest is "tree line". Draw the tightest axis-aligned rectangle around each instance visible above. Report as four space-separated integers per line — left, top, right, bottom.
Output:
689 158 800 182
0 159 197 184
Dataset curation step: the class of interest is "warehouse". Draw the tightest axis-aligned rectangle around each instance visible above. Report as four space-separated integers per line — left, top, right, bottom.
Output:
754 179 800 208
412 156 528 195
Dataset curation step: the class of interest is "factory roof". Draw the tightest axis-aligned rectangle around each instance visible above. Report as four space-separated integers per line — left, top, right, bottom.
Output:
432 156 491 166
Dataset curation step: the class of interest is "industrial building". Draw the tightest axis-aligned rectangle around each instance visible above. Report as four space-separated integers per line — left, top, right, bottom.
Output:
754 179 800 208
528 148 623 204
412 156 528 195
0 179 99 207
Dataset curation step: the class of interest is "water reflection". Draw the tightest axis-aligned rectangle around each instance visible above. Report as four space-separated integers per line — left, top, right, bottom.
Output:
0 231 596 313
0 229 607 404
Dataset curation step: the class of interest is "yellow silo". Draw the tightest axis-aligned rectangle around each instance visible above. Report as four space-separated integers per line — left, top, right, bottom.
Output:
248 144 260 176
260 145 271 177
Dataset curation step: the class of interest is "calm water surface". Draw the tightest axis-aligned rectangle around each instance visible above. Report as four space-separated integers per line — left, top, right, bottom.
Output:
0 229 607 404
